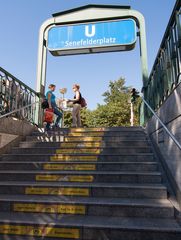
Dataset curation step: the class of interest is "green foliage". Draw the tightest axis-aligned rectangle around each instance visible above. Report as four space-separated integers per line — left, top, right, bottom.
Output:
85 77 140 127
102 78 130 104
63 108 90 128
63 111 72 127
85 101 130 127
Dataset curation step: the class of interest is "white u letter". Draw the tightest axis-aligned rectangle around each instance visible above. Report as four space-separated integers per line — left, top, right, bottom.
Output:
85 25 95 37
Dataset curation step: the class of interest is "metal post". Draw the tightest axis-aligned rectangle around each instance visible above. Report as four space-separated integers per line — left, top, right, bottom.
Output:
130 102 134 126
36 19 54 126
61 111 64 128
36 19 54 95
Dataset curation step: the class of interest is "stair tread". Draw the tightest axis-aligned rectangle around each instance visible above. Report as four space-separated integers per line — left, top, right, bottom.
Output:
21 140 151 143
0 161 157 164
32 131 146 135
0 213 180 231
0 170 161 175
32 134 147 138
13 146 151 149
2 153 154 156
0 194 172 207
0 181 166 189
35 127 144 132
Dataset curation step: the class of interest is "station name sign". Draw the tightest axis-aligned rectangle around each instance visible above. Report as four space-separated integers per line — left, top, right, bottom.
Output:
47 19 137 56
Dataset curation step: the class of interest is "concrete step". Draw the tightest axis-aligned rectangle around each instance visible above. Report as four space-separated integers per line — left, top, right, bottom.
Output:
0 213 180 240
67 126 144 131
0 170 162 183
35 126 144 134
66 132 147 138
26 135 65 142
0 195 174 218
64 134 148 140
0 161 158 171
0 237 48 240
11 146 152 154
26 135 148 142
31 128 146 137
0 182 167 199
19 140 151 148
1 153 155 162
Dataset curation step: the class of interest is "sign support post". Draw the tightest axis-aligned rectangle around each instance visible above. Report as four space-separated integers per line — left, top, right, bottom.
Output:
130 102 134 126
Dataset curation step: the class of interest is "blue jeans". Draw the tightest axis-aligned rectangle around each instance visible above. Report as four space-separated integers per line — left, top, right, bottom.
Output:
53 107 62 126
46 107 62 130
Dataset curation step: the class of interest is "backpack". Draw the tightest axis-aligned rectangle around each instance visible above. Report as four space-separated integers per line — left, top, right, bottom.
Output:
41 98 49 109
80 97 87 108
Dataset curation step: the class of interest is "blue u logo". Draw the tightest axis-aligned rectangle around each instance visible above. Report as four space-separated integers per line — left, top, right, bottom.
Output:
85 25 95 37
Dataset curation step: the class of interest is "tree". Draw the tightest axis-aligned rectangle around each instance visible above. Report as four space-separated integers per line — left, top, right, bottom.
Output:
86 77 140 127
102 78 130 104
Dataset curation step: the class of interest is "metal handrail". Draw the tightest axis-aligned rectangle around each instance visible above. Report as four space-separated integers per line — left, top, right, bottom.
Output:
0 67 40 120
0 101 39 120
142 97 181 151
144 0 181 113
0 66 38 95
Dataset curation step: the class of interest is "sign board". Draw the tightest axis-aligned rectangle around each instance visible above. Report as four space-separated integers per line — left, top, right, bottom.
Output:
48 19 137 55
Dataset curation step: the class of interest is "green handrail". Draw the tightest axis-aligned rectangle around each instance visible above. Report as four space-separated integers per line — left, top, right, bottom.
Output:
143 0 181 123
0 66 40 125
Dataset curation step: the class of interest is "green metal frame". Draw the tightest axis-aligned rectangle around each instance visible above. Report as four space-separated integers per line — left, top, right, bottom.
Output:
36 4 149 123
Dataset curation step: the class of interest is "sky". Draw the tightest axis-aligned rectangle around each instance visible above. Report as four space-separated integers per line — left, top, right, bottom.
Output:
0 0 176 110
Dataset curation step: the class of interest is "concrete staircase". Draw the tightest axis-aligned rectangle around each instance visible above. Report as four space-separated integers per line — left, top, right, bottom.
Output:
0 126 180 239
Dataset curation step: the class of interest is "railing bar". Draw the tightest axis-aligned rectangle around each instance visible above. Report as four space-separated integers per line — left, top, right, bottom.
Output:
0 66 38 95
0 101 40 120
142 97 181 151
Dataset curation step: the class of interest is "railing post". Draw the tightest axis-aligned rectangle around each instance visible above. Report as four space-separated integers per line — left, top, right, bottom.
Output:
130 102 134 126
61 111 64 128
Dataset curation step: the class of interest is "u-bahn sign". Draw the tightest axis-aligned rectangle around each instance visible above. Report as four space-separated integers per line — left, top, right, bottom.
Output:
36 5 149 125
47 19 137 56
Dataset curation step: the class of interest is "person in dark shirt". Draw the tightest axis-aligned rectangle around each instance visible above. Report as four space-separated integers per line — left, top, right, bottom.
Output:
68 84 82 128
45 84 62 130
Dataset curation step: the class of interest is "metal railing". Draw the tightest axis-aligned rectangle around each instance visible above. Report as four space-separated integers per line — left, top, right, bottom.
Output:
0 66 41 125
142 97 181 151
143 0 181 121
0 101 40 126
